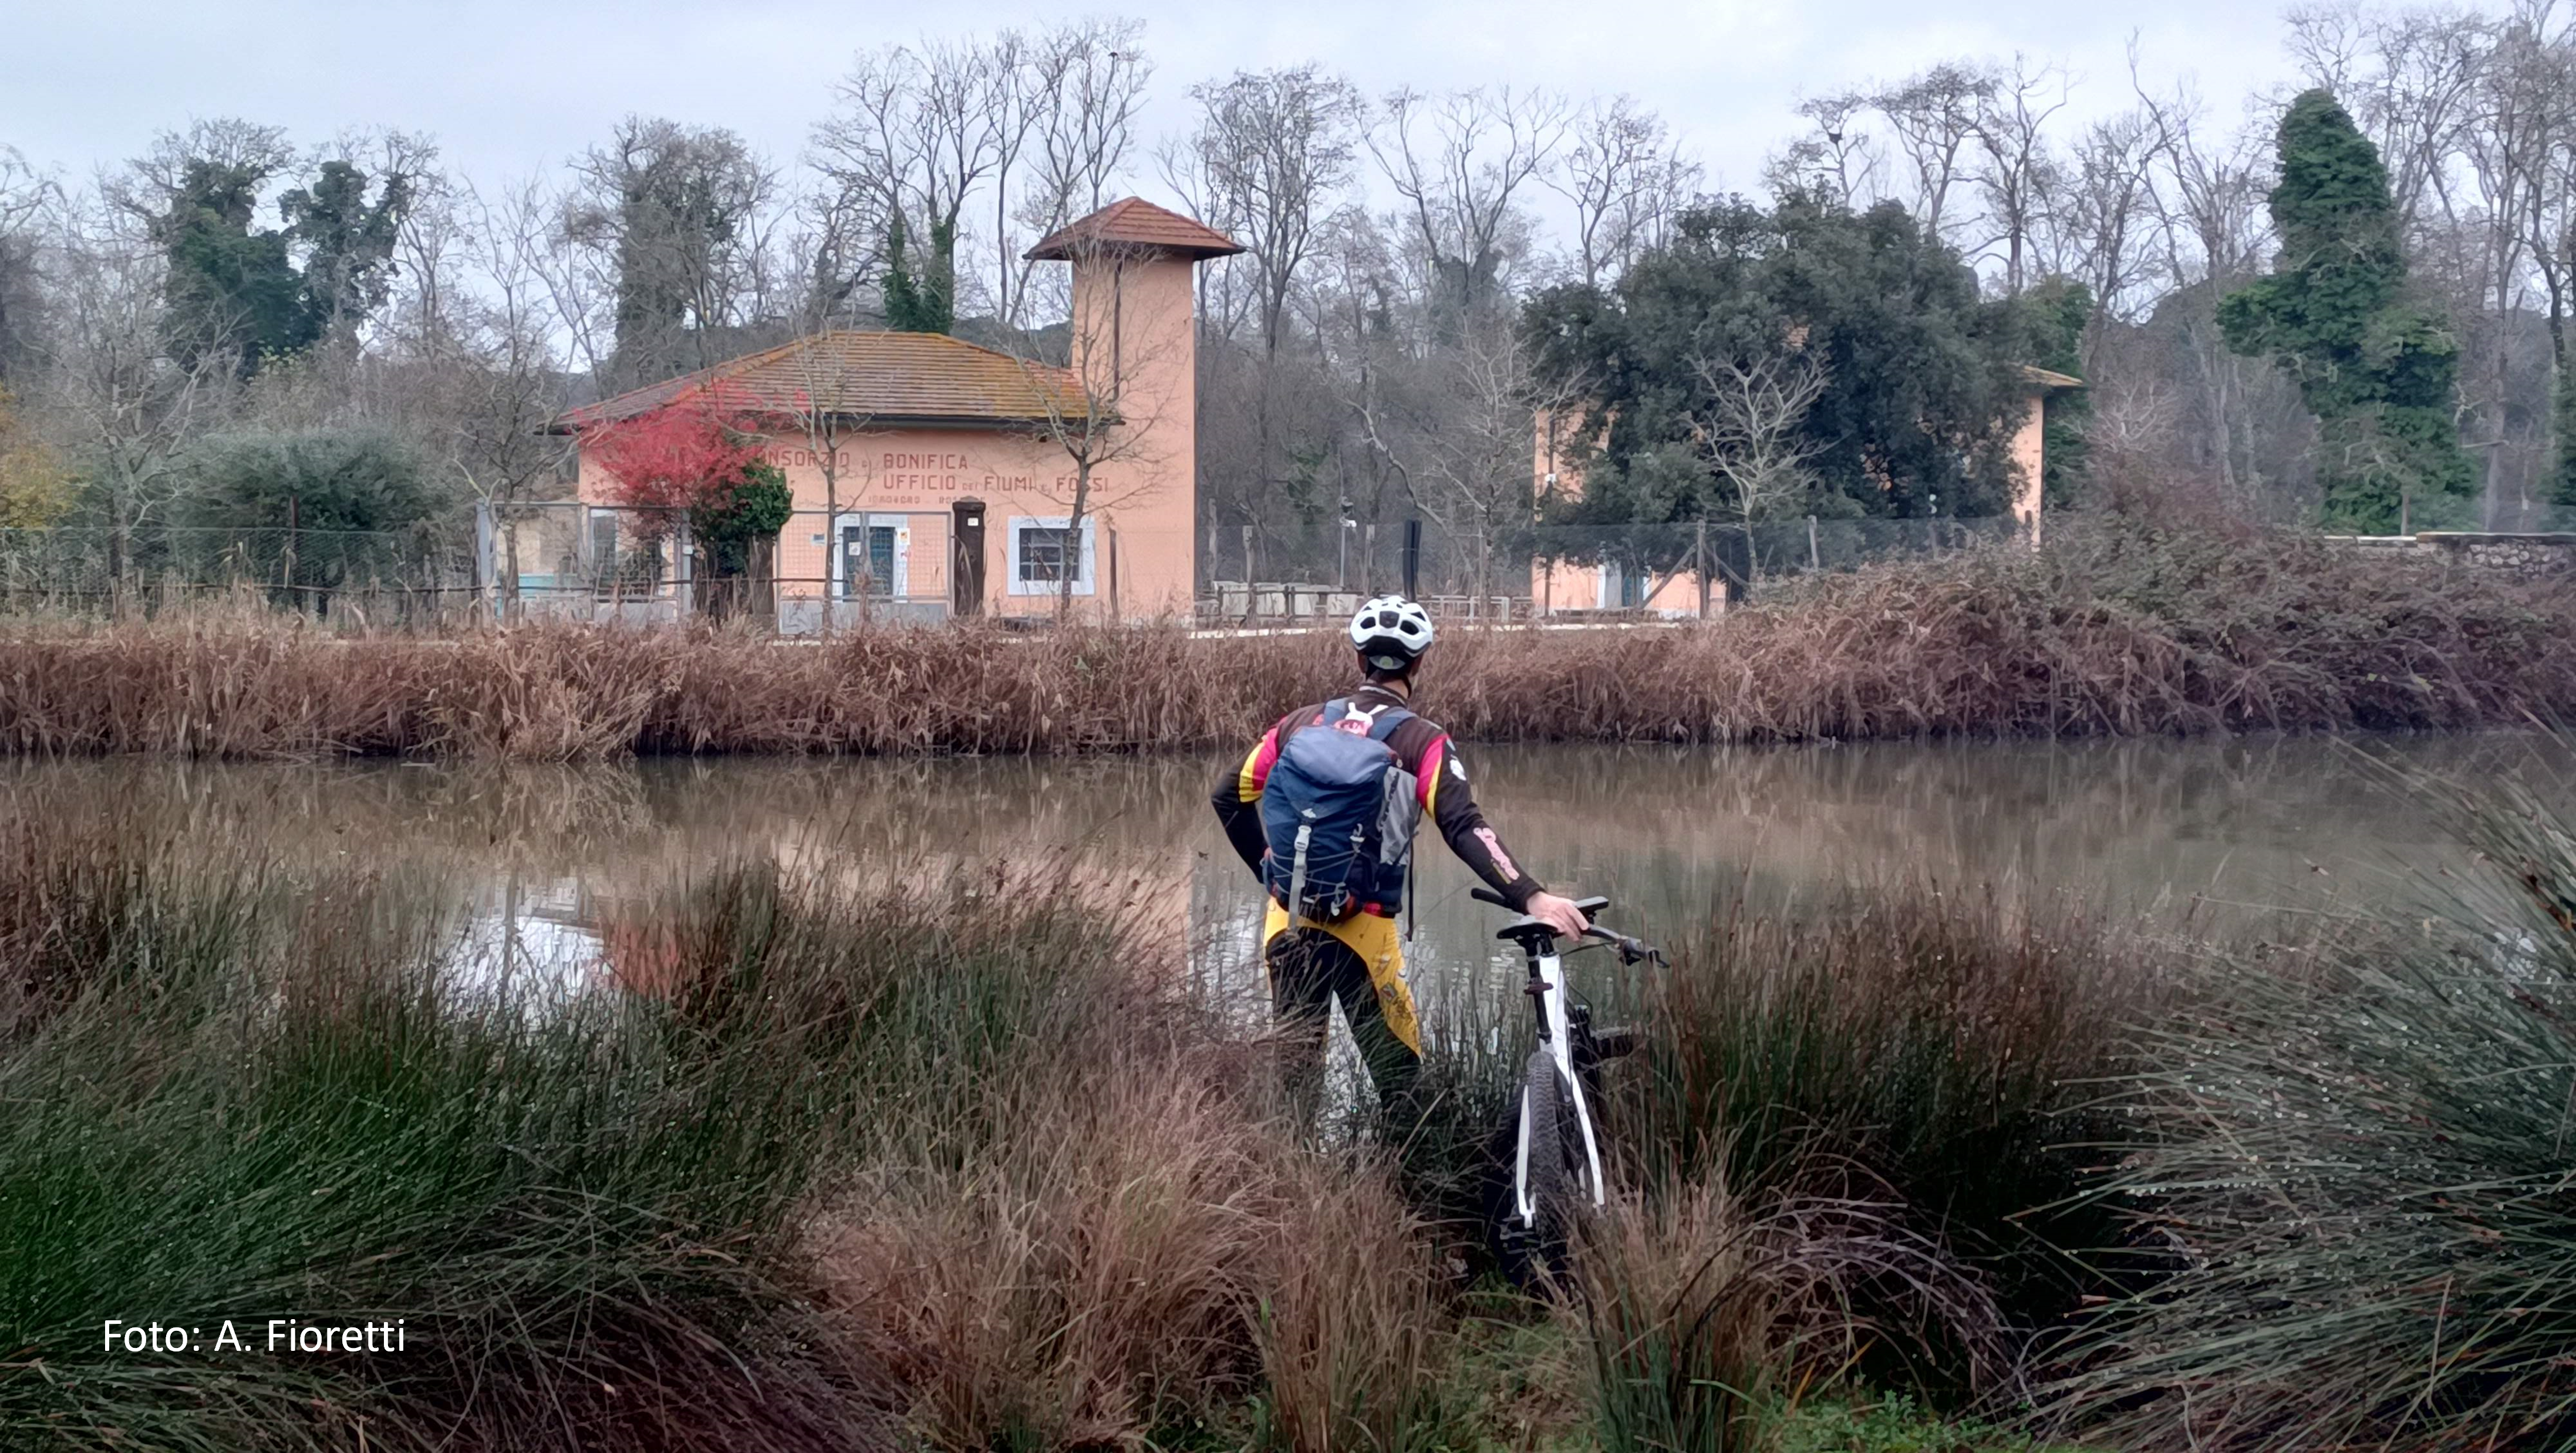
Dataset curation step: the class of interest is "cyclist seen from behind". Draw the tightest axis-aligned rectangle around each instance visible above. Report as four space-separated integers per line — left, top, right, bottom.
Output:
1211 595 1592 1124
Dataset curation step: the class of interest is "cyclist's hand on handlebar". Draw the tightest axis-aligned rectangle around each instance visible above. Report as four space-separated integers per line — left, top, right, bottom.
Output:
1525 891 1592 940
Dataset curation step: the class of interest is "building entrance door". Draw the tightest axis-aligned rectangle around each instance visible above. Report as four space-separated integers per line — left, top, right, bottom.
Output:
951 500 986 617
839 517 906 598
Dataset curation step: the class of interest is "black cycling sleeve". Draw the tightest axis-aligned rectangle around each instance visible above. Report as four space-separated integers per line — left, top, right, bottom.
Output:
1210 727 1278 876
1425 739 1545 911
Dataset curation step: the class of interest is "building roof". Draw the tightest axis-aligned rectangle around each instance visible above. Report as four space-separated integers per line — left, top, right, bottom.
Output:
1024 197 1245 261
552 331 1087 433
2018 365 2085 391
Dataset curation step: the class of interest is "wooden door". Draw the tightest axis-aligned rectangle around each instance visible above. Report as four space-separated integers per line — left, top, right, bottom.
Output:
950 500 986 618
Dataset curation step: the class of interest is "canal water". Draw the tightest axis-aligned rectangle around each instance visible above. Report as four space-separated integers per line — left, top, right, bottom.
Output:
5 734 2557 1012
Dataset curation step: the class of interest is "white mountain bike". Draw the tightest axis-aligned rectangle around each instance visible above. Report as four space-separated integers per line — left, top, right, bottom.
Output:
1472 888 1665 1280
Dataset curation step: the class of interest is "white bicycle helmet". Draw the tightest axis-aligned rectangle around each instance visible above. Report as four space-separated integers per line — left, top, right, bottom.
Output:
1349 595 1436 670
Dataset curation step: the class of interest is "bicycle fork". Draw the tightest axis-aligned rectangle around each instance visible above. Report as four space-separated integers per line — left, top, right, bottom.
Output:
1515 942 1608 1226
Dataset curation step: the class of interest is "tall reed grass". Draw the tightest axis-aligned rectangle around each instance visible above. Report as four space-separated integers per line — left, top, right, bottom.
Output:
2048 766 2576 1451
43 767 2554 1449
0 840 899 1451
3 522 2565 758
0 816 1499 1451
1600 888 2169 1386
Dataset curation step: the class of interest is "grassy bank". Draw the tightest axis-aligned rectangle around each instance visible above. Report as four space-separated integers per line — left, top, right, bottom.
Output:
0 797 2129 1450
2 522 2569 758
10 756 2576 1450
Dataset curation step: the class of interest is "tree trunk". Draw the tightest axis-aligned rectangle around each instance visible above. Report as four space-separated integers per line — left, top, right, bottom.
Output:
1058 461 1090 623
822 464 838 638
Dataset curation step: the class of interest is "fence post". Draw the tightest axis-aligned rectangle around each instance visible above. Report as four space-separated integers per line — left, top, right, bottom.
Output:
473 498 497 623
1808 515 1820 571
673 520 693 619
1240 526 1256 624
284 493 300 614
1694 518 1710 621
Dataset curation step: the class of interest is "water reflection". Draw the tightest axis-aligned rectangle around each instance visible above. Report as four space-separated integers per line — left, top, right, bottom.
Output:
3 733 2561 999
449 881 606 1007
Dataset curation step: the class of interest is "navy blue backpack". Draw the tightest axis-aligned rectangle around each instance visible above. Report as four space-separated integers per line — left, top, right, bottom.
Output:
1260 699 1422 922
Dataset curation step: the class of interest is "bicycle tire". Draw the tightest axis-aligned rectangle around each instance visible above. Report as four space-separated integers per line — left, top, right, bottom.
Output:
1517 1047 1580 1266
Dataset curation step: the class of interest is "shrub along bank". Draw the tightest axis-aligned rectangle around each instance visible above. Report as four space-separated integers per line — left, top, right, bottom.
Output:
1 521 2569 758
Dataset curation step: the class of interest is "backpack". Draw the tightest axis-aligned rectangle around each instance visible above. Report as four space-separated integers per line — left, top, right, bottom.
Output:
1260 699 1424 922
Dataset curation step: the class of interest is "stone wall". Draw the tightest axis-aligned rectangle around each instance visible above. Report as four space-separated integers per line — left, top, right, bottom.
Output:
2328 532 2576 583
2419 532 2576 581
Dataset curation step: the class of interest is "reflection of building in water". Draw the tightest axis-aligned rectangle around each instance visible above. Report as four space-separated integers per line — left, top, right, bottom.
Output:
449 878 607 1004
5 734 2541 1015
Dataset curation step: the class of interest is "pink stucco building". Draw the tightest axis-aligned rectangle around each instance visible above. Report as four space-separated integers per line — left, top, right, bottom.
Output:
1530 366 2083 616
555 198 1240 626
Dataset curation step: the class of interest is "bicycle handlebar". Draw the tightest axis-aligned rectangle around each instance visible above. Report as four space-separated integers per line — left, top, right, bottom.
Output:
1468 888 1665 966
1469 887 1612 915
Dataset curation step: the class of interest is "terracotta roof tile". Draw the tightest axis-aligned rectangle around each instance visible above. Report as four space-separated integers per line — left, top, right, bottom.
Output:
1025 197 1243 261
554 332 1087 431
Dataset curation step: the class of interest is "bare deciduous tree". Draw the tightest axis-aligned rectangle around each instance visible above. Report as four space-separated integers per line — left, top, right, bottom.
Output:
0 147 52 381
1369 87 1569 323
815 21 1148 334
1179 65 1364 353
1873 62 1999 243
1352 311 1574 603
29 193 237 586
1968 56 2070 294
813 40 1009 328
1772 92 1886 208
1549 96 1702 289
1007 19 1150 326
1687 351 1834 535
2042 110 2162 348
2130 64 2288 507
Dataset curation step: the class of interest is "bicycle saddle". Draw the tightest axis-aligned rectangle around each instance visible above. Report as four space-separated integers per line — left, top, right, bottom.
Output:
1479 892 1613 946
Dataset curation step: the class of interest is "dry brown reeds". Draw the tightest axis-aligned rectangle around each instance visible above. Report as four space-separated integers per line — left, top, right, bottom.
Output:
1572 1176 2009 1453
2 522 2567 758
817 1062 1281 1449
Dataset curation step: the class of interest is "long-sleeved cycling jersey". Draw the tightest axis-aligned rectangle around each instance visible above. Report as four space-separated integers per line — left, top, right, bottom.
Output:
1210 683 1545 914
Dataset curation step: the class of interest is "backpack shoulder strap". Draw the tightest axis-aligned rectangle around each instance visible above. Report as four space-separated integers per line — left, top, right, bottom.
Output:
1365 703 1414 740
1276 700 1337 750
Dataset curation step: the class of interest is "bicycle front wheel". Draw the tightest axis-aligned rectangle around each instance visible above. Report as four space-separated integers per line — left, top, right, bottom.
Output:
1516 1047 1582 1263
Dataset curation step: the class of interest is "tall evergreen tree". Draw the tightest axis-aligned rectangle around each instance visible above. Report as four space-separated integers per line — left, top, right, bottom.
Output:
2218 89 2474 532
151 153 313 375
2025 278 2093 510
139 126 412 378
1526 194 2036 531
279 160 413 343
881 215 954 335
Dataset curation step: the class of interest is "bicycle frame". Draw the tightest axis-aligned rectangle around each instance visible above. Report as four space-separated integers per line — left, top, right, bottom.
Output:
1513 929 1609 1226
1472 887 1658 1249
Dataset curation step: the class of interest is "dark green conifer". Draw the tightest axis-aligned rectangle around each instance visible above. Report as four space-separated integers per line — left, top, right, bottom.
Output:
2218 89 2474 532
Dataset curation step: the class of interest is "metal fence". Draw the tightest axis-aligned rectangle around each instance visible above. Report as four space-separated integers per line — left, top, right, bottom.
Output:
494 502 959 629
1192 516 2028 626
0 521 480 625
0 504 2031 630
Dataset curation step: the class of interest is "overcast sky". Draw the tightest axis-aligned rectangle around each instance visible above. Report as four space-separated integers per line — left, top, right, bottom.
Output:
1 0 2381 200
